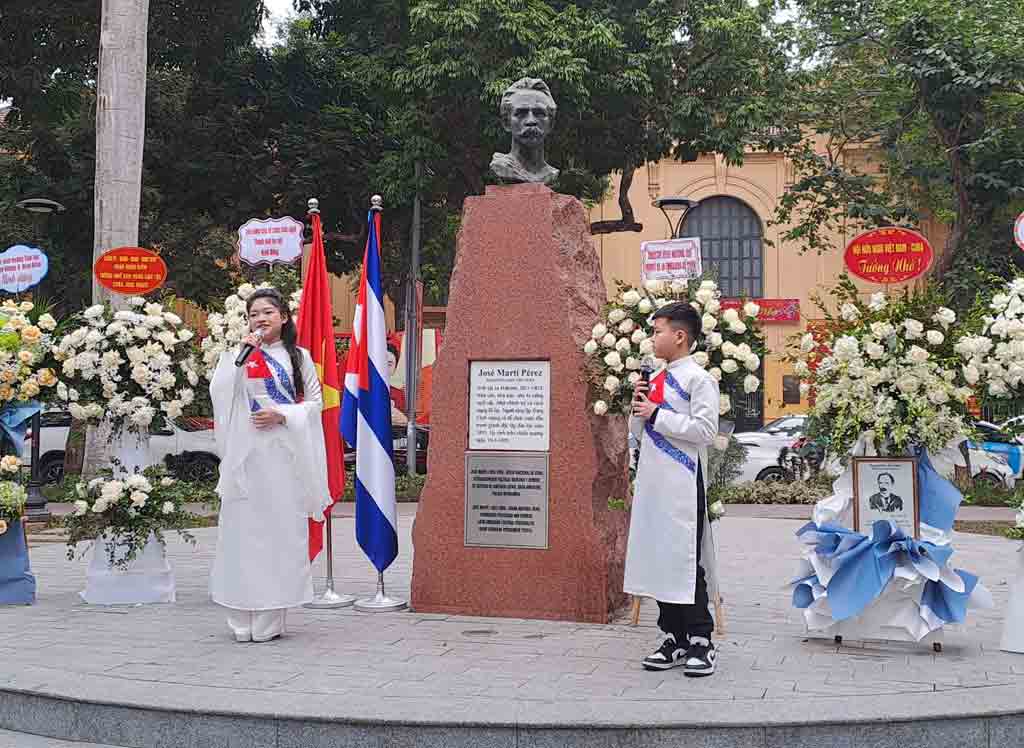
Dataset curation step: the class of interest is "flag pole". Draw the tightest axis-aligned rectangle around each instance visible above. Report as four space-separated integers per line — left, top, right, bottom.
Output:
354 194 407 613
303 196 355 610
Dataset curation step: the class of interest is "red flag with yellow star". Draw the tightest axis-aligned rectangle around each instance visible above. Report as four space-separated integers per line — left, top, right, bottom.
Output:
296 208 345 561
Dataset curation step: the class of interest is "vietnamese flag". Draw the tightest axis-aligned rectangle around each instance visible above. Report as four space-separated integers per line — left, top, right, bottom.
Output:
296 207 346 561
647 370 666 405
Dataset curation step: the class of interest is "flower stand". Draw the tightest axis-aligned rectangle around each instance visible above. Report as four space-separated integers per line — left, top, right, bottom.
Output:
999 547 1024 654
791 438 992 646
0 518 35 605
80 531 175 605
80 426 176 605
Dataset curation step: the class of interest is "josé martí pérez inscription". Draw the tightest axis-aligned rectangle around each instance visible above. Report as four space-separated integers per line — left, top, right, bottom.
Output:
465 452 549 549
469 361 550 451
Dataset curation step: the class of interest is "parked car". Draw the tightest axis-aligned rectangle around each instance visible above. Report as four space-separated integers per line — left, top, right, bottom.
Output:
25 412 221 484
732 416 809 482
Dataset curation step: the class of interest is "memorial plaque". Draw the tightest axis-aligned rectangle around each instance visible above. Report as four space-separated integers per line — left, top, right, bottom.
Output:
469 360 550 451
465 452 549 549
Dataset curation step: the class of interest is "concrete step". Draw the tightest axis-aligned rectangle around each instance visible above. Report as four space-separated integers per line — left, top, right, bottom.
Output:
0 729 119 748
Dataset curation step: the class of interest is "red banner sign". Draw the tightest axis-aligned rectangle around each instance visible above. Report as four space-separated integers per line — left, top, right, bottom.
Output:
843 227 933 284
720 298 800 323
94 247 167 296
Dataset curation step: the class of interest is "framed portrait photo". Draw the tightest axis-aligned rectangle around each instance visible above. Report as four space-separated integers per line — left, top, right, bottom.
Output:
852 457 920 538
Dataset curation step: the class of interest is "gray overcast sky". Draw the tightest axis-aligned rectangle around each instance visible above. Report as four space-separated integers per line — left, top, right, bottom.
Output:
259 0 296 46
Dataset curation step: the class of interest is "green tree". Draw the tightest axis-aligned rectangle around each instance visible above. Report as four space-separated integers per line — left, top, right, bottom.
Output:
768 0 1024 307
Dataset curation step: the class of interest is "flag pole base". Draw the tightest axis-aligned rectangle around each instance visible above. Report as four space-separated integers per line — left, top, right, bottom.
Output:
305 588 356 609
355 571 407 612
354 591 407 612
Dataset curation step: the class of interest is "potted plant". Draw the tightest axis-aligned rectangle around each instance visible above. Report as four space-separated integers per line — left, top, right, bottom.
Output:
0 456 33 604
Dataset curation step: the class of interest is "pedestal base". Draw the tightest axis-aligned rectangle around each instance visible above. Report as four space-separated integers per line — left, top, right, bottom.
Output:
410 184 629 623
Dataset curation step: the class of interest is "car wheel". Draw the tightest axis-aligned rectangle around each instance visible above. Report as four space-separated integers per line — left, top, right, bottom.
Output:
179 453 220 483
756 466 787 482
974 471 1005 488
38 453 65 485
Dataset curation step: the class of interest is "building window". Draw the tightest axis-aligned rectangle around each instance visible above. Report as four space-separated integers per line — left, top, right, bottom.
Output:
679 196 763 298
782 375 802 405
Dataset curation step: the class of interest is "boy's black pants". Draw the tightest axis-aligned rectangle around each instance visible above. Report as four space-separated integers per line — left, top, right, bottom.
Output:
656 461 714 642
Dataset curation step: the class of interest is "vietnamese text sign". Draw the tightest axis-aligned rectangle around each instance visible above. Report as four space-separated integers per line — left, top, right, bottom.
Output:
0 245 48 292
465 451 549 549
843 227 933 284
719 298 800 323
237 216 304 266
94 247 167 295
469 361 550 451
1015 212 1024 252
640 237 702 282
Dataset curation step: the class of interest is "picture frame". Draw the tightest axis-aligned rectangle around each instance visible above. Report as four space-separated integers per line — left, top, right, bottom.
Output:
852 457 920 538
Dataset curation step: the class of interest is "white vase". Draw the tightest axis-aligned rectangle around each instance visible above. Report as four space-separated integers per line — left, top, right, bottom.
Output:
999 545 1024 654
80 531 176 605
80 422 175 605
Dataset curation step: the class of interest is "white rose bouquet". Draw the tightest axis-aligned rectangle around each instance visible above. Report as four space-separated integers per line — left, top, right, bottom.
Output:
583 278 766 416
62 464 197 569
200 281 302 378
953 276 1024 423
53 297 200 434
792 275 968 458
0 300 60 405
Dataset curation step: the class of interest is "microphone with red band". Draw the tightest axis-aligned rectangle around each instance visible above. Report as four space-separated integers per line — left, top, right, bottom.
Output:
235 328 264 368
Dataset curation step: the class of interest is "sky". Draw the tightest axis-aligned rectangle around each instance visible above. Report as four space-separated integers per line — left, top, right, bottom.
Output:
259 0 297 47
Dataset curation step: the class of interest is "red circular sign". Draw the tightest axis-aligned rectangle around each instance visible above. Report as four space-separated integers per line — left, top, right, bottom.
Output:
843 227 933 284
1014 211 1024 251
94 247 167 296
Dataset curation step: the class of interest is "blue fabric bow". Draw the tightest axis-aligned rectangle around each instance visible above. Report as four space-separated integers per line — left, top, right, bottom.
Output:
794 520 963 622
0 400 41 457
915 447 962 533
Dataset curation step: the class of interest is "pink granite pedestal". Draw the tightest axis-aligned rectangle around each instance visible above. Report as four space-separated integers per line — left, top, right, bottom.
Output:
410 183 630 623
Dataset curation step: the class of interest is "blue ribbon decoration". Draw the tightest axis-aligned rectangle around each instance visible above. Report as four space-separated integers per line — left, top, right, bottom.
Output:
0 400 41 458
915 447 962 533
794 520 961 622
0 518 35 605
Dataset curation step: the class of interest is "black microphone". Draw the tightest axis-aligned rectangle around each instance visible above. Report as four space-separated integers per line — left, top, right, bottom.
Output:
234 328 264 367
639 356 656 386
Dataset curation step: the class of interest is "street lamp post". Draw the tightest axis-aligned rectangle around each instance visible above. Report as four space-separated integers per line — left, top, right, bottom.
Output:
652 196 699 239
15 197 65 521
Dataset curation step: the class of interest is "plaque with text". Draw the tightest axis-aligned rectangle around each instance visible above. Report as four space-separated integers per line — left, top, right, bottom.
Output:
465 452 549 549
469 361 550 451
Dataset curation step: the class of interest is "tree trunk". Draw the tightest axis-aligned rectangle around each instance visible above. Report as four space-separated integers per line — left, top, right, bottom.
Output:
590 162 644 235
93 0 149 306
86 0 150 476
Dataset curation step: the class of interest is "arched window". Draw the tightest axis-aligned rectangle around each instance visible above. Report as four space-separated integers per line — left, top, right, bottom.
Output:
679 196 763 298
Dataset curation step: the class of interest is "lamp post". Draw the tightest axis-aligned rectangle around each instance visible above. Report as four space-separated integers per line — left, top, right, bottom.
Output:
15 197 64 521
652 196 699 239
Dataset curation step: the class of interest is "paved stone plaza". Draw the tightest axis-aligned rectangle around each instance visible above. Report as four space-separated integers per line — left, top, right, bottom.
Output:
2 506 1024 747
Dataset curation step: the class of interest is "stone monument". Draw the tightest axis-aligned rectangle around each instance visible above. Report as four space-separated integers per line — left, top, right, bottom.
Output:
411 79 629 623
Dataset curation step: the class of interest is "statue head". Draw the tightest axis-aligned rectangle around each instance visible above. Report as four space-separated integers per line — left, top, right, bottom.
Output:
499 78 557 146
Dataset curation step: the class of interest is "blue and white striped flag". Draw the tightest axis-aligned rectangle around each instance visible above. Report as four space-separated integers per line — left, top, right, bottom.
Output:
341 207 398 573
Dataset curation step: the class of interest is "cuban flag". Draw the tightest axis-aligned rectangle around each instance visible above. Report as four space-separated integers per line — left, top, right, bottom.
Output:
341 207 398 574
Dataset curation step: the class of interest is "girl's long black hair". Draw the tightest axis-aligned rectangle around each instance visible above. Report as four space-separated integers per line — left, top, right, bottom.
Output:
246 288 305 401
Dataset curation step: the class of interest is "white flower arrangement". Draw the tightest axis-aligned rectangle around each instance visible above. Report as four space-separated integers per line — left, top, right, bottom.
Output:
584 279 766 416
62 464 196 569
53 298 199 434
0 456 26 535
793 277 968 458
199 282 302 378
954 276 1024 409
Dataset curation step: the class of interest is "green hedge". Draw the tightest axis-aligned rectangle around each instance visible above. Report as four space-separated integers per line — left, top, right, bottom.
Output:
711 477 833 505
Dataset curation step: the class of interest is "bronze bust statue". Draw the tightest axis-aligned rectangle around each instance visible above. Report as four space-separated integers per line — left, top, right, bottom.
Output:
490 78 559 185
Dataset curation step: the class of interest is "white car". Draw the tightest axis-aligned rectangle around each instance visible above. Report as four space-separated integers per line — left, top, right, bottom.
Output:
25 412 220 484
732 416 810 483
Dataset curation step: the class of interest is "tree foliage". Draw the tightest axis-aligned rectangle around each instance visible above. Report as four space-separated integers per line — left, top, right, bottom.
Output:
769 0 1024 306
